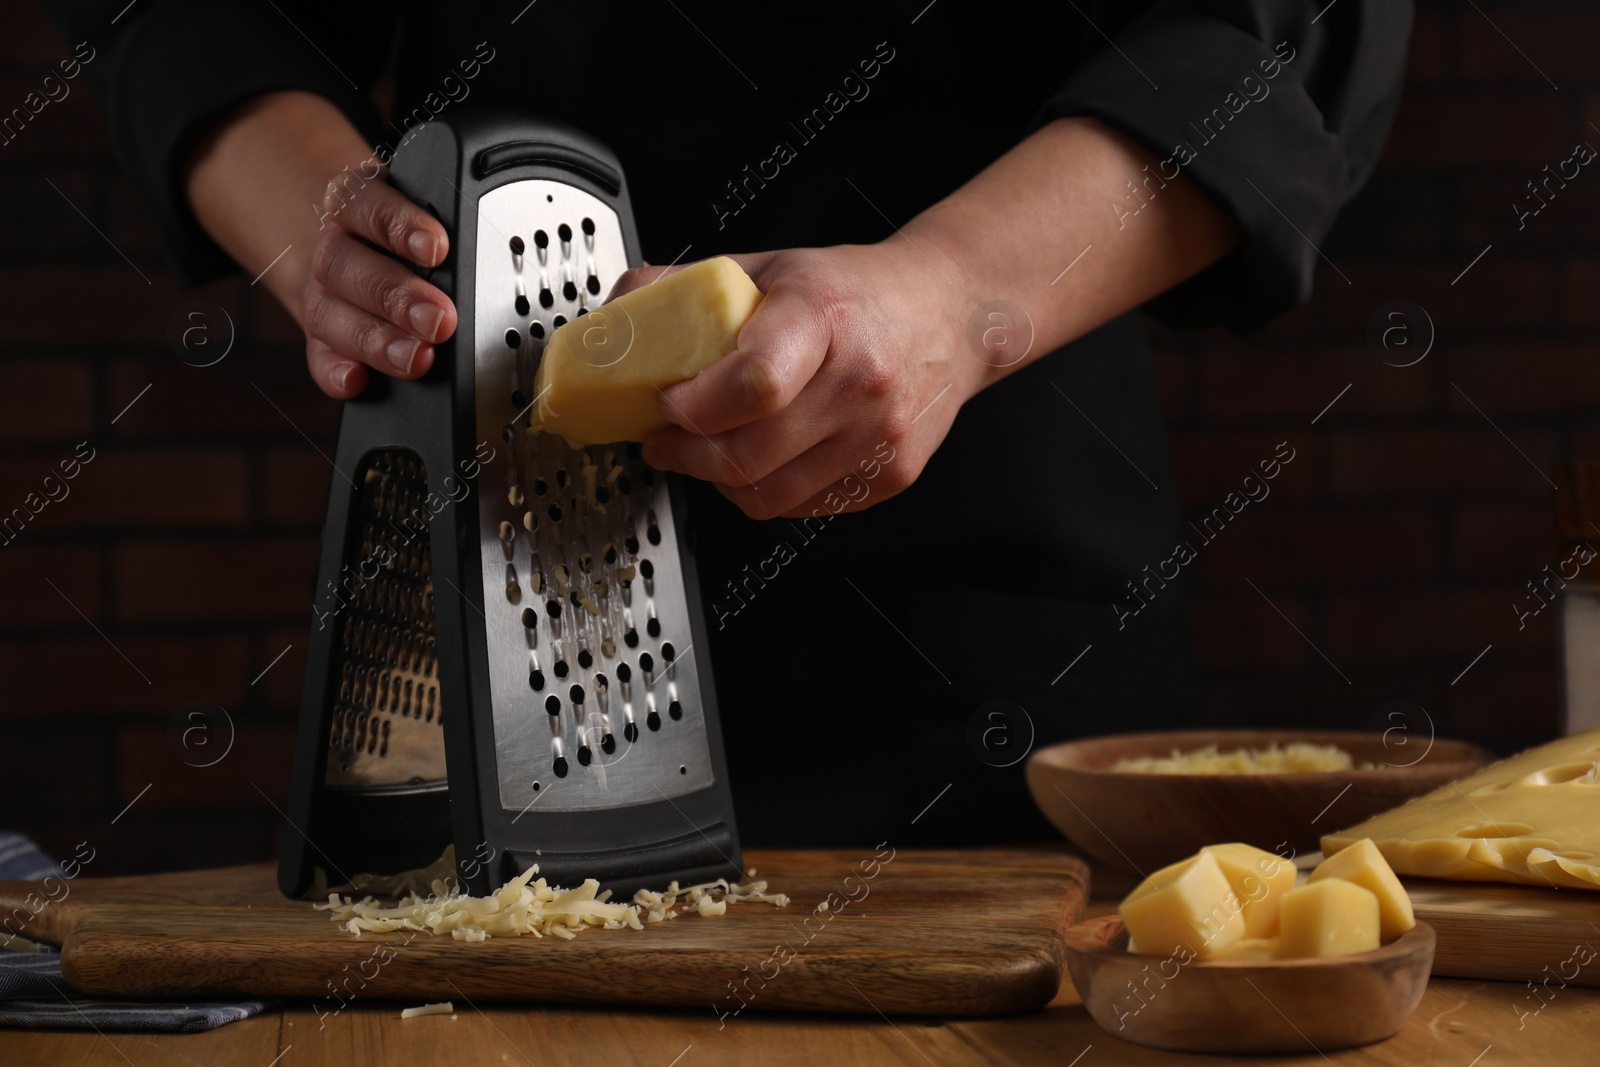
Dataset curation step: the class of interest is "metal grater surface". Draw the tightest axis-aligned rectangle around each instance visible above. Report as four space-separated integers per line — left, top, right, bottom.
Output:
324 452 446 787
471 179 715 813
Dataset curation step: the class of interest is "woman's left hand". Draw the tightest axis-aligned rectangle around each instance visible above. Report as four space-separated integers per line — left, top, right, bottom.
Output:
614 240 986 520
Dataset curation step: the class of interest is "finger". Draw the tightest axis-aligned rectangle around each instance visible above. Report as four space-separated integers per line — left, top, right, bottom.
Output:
640 387 834 488
324 176 447 267
654 279 829 437
303 277 437 379
306 336 369 400
710 435 888 521
312 229 456 344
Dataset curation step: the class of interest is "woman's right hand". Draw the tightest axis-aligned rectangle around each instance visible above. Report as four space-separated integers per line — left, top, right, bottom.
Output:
302 176 457 398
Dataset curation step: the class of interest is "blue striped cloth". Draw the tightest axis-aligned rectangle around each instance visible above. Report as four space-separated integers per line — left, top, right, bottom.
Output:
0 833 273 1031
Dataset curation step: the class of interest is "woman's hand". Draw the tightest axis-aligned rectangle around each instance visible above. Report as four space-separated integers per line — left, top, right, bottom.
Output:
301 177 457 398
616 240 985 520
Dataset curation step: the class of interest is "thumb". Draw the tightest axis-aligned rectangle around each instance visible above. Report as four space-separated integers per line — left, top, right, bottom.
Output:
604 251 778 302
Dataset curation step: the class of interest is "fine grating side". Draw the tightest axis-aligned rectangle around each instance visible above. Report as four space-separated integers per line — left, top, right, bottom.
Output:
471 179 716 813
323 451 447 788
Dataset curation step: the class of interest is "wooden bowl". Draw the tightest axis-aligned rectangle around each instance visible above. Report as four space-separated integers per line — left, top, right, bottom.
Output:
1063 915 1436 1053
1025 729 1493 874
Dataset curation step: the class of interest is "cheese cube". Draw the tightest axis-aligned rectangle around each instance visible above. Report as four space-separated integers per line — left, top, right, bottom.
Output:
530 256 763 445
1199 842 1297 939
1276 879 1380 958
1119 851 1244 957
1308 837 1415 941
1208 937 1280 961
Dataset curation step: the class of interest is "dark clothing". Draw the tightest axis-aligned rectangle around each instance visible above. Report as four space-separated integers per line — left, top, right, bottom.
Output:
45 0 1410 845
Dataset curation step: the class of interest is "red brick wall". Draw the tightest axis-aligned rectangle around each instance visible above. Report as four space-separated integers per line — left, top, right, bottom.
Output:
0 2 1587 872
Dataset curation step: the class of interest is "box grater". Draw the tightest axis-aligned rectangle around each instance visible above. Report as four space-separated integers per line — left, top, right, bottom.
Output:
278 110 741 899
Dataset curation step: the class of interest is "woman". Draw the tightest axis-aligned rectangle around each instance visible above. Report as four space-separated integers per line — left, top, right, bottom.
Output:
47 0 1410 845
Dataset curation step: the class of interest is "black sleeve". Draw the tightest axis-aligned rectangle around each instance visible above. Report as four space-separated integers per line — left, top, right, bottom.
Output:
1037 0 1412 333
39 0 394 286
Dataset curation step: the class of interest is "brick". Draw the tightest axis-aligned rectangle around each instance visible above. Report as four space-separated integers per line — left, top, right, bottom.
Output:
1199 508 1436 587
1170 431 1312 507
111 538 319 624
1325 258 1555 333
1445 662 1560 752
0 4 76 66
0 75 110 158
1197 346 1430 420
1150 349 1188 421
1380 92 1569 168
1324 172 1451 255
1404 7 1453 85
261 448 333 527
1329 428 1559 498
105 175 166 259
1461 175 1600 246
253 626 310 715
2 267 186 345
26 818 277 877
0 170 96 255
116 722 296 813
1190 595 1313 671
1458 11 1600 83
0 450 250 532
1196 678 1374 731
1445 343 1600 416
1326 588 1549 666
0 724 109 816
1564 256 1600 328
0 544 99 626
248 283 308 348
0 636 251 720
106 352 338 442
0 359 92 442
1450 505 1559 577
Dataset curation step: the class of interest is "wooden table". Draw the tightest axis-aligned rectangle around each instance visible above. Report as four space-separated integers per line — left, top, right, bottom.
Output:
10 895 1589 1066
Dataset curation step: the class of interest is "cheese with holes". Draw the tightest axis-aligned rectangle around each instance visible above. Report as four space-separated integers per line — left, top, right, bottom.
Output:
1277 879 1380 958
1321 727 1600 890
1307 838 1415 940
1199 842 1297 939
530 256 762 445
1119 851 1244 957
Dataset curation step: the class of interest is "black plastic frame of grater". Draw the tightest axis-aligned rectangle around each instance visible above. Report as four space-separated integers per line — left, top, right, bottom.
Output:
278 110 741 900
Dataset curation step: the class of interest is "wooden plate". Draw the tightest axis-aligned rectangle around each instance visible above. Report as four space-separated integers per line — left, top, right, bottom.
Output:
1062 915 1436 1053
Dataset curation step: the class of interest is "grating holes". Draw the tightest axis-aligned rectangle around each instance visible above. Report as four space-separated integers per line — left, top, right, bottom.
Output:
530 321 546 340
619 476 633 496
581 217 595 236
595 485 610 504
594 673 609 691
587 274 601 295
553 755 568 777
533 478 547 496
662 642 675 662
601 733 615 754
647 617 661 638
624 628 639 648
505 328 521 349
669 700 683 721
578 745 592 766
510 235 525 255
578 551 593 573
522 607 537 628
532 781 541 792
546 599 562 619
640 560 654 580
553 314 567 329
576 307 588 317
545 694 560 714
534 229 549 249
679 765 687 775
647 709 662 732
640 652 655 672
569 683 585 705
603 544 617 564
555 468 568 488
540 288 554 309
624 722 639 743
558 223 572 242
641 468 655 486
530 669 545 690
563 280 578 301
548 503 562 521
647 523 661 546
578 648 593 669
625 534 640 554
515 294 530 316
616 663 632 683
569 591 582 608
554 659 569 678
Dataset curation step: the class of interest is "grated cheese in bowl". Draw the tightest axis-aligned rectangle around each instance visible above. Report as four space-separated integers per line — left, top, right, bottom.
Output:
316 862 788 942
1110 742 1375 775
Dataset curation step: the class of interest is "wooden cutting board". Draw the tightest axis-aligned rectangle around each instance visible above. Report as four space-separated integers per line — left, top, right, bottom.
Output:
1406 876 1600 988
0 848 1087 1016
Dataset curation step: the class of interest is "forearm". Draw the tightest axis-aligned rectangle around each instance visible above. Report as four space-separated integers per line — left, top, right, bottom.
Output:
906 116 1239 388
184 90 376 323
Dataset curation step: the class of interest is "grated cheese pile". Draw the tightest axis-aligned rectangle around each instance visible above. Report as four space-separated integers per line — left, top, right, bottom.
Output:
1111 742 1375 775
317 863 788 942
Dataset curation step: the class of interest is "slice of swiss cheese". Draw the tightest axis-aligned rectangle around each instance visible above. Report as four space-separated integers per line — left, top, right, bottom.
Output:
1321 727 1600 890
529 256 763 446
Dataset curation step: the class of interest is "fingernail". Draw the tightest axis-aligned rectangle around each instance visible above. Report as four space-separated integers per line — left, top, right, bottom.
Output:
332 363 354 391
387 337 421 375
640 440 665 469
657 384 689 426
408 230 439 266
409 303 445 342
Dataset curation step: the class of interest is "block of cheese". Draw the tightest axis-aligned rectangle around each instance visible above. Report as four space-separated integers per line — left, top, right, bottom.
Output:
1119 851 1244 957
1321 727 1600 890
1307 838 1415 941
1207 937 1280 962
1199 843 1297 939
529 256 763 445
1276 880 1380 958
